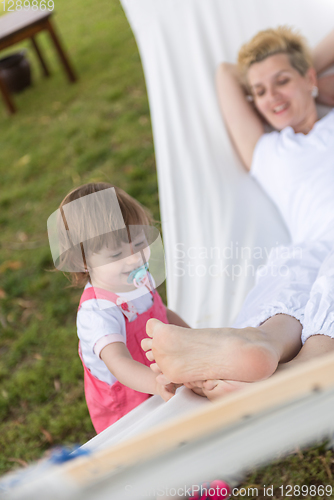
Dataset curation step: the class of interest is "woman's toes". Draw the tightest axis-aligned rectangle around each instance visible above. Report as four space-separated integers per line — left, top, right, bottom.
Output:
149 362 161 374
156 372 171 385
145 350 155 362
141 338 152 352
203 379 219 391
189 386 206 397
188 380 206 389
202 379 251 400
202 381 227 401
146 318 162 338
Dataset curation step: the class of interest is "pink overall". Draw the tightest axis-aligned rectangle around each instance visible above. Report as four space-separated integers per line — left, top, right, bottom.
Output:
78 287 168 434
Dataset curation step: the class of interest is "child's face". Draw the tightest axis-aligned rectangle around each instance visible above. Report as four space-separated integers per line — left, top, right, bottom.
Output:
88 232 151 293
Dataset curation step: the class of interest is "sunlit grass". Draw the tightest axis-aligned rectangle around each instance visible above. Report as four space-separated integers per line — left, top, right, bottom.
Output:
0 0 333 494
0 0 159 474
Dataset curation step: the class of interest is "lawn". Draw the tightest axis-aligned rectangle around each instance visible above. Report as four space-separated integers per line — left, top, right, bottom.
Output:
0 0 333 496
0 0 159 472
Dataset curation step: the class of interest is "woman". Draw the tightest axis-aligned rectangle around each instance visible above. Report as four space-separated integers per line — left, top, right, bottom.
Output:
142 26 334 399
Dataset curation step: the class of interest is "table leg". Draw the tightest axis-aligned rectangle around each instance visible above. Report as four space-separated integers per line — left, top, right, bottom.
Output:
45 19 77 83
0 75 16 114
31 36 50 77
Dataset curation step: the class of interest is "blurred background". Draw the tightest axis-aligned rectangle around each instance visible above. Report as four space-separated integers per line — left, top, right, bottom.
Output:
0 0 333 494
0 0 160 473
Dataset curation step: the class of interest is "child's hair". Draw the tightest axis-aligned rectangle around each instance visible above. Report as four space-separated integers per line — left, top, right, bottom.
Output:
57 182 153 287
237 26 313 88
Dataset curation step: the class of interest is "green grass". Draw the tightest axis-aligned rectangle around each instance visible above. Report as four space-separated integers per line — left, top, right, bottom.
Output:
0 0 333 495
0 0 159 474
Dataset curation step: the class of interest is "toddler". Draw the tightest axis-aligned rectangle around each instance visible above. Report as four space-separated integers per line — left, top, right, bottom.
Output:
48 182 188 433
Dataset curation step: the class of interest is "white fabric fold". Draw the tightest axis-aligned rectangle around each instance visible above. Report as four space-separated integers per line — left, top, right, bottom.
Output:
303 248 334 342
233 241 333 339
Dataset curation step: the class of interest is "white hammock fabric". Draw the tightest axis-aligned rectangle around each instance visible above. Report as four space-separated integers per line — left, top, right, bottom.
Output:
3 357 334 499
121 0 334 328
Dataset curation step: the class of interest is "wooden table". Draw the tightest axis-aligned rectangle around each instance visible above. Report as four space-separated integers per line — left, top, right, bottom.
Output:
0 10 77 114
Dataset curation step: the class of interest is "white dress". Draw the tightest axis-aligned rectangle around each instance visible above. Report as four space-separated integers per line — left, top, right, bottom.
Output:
232 109 334 343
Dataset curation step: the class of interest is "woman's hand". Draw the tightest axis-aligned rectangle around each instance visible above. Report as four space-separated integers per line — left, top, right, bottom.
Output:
317 74 334 107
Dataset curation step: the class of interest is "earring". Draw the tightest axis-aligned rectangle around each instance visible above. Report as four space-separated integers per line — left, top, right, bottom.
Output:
311 86 319 98
246 94 254 102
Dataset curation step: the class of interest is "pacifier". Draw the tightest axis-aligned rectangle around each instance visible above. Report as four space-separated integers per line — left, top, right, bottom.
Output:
127 262 149 287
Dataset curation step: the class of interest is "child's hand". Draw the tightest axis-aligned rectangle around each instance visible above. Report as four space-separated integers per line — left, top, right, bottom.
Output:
150 363 174 386
155 379 182 402
151 365 182 400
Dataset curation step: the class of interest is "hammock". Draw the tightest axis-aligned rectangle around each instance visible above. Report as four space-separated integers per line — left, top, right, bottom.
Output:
2 355 334 499
2 1 334 498
121 0 333 329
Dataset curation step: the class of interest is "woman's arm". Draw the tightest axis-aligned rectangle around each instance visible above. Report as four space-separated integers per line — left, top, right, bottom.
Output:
100 342 177 401
317 75 334 107
216 62 264 171
312 29 334 107
312 29 334 74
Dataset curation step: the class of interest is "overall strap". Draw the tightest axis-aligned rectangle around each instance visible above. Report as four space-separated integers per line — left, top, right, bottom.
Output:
78 286 138 321
78 286 119 310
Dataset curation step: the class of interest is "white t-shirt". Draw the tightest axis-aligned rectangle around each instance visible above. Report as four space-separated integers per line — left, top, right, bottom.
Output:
250 109 334 244
77 283 154 385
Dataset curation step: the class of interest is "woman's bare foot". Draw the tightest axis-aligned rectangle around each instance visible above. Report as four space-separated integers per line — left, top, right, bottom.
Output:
141 319 280 384
184 379 251 400
183 381 206 397
201 379 251 401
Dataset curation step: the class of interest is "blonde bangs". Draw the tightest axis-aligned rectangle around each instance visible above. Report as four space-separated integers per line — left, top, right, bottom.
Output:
237 26 313 84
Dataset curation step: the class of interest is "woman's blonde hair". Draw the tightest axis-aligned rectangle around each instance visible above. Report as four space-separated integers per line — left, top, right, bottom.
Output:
238 26 313 86
56 182 153 288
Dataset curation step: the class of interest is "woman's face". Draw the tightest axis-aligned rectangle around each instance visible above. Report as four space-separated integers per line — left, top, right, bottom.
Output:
247 53 317 132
